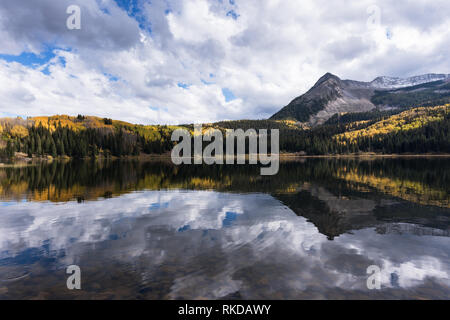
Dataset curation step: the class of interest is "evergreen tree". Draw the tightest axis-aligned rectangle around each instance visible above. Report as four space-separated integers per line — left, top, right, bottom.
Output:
6 140 14 158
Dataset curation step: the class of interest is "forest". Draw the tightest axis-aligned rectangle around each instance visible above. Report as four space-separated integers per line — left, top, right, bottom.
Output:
0 104 449 160
0 115 176 159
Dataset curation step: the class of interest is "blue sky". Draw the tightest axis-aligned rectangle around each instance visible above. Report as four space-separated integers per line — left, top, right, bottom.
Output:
0 0 449 124
222 88 236 102
0 46 69 76
113 0 152 32
0 49 56 68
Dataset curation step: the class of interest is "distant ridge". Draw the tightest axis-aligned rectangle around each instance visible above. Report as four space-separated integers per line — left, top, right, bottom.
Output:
370 74 450 89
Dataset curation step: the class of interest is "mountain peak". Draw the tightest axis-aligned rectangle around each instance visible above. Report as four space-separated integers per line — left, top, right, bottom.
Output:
314 72 341 87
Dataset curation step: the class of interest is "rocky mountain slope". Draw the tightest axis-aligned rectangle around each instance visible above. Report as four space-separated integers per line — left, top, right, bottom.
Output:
270 73 450 126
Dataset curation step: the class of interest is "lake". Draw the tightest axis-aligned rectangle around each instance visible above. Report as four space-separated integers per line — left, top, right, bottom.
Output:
0 158 449 299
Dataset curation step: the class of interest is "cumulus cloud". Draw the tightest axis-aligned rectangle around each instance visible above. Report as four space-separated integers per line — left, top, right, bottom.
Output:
0 0 449 124
0 0 141 53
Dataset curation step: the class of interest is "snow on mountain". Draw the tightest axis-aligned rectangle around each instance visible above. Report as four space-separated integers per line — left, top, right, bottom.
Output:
370 74 450 89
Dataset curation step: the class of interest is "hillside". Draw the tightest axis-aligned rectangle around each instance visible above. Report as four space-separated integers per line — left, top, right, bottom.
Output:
281 104 450 154
335 105 448 143
0 115 181 159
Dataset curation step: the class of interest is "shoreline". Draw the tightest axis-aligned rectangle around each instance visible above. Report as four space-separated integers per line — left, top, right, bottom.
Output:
1 153 450 167
278 153 450 159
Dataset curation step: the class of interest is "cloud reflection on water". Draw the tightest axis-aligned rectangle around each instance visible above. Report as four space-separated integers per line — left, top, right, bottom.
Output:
0 190 449 299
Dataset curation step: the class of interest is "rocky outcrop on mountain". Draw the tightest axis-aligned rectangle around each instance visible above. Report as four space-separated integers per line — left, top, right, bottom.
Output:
270 73 375 125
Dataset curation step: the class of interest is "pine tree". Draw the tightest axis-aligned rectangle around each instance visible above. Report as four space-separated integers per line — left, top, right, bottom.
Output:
35 134 42 156
51 140 57 157
6 140 14 158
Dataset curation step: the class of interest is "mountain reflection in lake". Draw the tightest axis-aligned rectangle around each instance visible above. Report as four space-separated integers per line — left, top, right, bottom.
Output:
0 158 449 299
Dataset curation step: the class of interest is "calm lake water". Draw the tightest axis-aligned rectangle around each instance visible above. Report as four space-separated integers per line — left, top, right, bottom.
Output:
0 158 449 299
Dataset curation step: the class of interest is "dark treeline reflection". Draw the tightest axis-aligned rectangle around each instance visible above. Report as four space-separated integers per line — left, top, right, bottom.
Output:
1 158 449 202
0 157 449 239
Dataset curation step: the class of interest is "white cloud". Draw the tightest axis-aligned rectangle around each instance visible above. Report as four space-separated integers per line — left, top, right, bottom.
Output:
0 0 449 124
